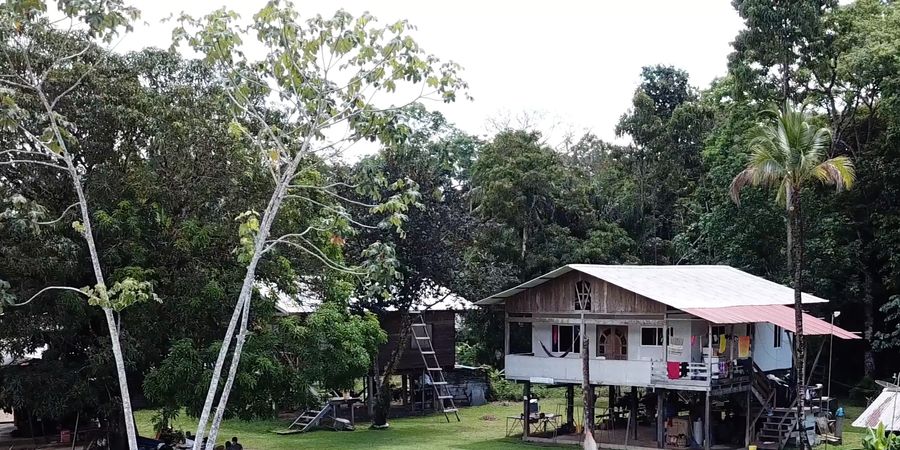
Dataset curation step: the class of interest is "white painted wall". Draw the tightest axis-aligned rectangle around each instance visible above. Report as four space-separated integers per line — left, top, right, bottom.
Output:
506 354 652 386
754 322 793 371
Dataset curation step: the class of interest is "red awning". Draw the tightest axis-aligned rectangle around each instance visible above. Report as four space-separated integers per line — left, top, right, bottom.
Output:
682 304 859 340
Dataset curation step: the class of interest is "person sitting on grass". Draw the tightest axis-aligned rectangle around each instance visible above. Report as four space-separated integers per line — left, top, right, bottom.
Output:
230 437 243 450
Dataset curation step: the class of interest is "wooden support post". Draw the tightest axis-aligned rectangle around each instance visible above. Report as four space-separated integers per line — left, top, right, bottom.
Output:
656 389 665 448
704 391 711 450
631 386 638 440
401 374 409 406
566 384 575 428
609 385 616 423
523 381 531 438
421 370 426 414
745 388 752 448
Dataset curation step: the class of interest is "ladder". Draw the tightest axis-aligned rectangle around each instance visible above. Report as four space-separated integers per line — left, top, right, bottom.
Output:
274 402 334 434
410 312 460 422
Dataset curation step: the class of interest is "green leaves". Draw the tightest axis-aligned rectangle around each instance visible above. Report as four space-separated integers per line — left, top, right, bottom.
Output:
81 278 160 312
862 422 900 450
234 210 260 264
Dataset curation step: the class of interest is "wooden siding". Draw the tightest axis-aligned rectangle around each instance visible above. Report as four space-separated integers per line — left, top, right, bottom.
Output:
376 310 456 373
505 271 666 314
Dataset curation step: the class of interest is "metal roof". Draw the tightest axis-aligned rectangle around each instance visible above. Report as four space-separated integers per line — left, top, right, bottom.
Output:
475 264 829 308
853 386 900 430
683 305 859 339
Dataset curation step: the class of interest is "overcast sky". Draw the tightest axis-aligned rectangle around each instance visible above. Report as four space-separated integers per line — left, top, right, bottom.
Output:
121 1 744 145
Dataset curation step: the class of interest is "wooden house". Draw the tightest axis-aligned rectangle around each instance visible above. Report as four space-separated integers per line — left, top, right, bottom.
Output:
375 309 456 374
476 264 859 450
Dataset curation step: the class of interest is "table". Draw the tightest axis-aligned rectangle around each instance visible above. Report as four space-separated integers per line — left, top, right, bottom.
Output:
505 413 560 438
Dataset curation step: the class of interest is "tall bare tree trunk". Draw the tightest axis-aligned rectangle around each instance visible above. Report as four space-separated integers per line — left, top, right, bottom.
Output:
195 152 303 450
373 312 413 427
789 188 810 450
862 269 876 377
70 165 138 450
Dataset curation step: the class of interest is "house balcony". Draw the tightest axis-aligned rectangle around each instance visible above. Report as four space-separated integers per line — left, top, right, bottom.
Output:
504 354 750 392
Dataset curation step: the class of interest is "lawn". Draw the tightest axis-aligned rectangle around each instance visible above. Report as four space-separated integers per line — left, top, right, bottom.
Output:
135 403 870 450
135 402 567 450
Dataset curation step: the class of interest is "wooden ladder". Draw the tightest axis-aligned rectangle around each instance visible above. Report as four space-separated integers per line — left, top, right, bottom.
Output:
410 312 461 422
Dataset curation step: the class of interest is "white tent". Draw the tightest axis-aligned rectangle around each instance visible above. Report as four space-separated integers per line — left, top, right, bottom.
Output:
852 380 900 431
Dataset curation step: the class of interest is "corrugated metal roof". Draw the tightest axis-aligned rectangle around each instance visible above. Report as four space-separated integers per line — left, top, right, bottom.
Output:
683 305 859 339
853 388 900 430
476 264 828 308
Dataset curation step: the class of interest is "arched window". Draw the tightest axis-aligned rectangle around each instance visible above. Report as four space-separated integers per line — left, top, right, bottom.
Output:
596 326 627 360
575 280 591 310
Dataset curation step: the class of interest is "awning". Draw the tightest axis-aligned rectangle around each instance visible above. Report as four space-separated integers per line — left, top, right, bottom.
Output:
682 304 859 340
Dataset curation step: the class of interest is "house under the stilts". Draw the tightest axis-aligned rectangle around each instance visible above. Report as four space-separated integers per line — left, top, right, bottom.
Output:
475 264 859 450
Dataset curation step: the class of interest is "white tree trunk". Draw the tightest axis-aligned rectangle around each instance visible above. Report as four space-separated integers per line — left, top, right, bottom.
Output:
70 165 138 450
195 149 306 449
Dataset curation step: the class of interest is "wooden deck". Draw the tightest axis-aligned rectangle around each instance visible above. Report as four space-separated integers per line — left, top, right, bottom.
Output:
524 424 744 450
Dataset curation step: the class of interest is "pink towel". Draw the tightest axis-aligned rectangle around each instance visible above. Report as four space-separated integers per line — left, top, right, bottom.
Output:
667 362 680 379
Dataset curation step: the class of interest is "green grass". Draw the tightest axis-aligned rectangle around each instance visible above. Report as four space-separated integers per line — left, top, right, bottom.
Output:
136 402 570 449
135 403 869 450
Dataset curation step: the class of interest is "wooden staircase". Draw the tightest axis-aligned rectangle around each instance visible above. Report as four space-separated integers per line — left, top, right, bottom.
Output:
756 404 799 450
275 402 334 434
410 312 461 422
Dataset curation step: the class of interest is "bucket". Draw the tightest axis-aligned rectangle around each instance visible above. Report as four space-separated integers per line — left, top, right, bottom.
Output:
749 446 757 450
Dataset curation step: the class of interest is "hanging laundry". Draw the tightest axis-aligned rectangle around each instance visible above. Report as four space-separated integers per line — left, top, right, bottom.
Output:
667 361 680 379
738 336 751 358
719 334 727 353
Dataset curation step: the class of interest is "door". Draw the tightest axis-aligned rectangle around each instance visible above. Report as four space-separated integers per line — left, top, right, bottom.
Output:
597 326 628 360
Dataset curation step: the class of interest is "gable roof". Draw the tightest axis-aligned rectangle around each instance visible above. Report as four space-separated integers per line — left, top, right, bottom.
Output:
475 264 828 309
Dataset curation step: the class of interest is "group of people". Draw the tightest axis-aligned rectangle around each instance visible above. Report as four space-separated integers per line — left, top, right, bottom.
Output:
223 437 244 450
156 434 242 450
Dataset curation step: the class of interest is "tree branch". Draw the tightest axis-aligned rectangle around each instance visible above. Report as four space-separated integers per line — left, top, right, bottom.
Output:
36 202 79 225
7 285 88 308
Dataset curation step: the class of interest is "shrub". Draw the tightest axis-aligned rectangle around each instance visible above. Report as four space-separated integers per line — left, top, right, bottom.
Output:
862 423 900 450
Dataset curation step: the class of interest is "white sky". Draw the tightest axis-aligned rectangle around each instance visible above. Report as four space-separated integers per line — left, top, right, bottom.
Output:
121 1 744 145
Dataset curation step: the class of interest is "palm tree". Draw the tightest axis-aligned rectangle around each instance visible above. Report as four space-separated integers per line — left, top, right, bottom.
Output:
730 102 854 450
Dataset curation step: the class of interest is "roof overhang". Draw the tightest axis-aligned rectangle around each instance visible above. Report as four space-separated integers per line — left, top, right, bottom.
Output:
682 304 859 340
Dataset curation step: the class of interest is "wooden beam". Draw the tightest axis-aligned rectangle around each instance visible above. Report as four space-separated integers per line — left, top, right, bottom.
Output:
566 385 575 428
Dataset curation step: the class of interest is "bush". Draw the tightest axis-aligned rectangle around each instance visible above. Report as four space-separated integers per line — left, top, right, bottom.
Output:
862 423 900 450
486 368 552 401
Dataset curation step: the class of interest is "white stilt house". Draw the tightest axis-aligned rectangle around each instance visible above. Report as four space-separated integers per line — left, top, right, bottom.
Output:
476 264 859 450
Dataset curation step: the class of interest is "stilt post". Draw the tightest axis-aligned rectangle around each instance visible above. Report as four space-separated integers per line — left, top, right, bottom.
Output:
704 390 711 450
523 381 531 438
656 389 665 448
631 386 638 440
566 384 575 428
745 388 752 448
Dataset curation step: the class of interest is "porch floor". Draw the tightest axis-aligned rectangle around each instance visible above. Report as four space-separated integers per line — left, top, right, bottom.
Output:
527 424 743 450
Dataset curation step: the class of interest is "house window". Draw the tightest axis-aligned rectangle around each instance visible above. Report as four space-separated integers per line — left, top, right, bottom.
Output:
597 326 627 360
552 325 581 353
575 280 591 310
641 327 673 346
773 325 783 348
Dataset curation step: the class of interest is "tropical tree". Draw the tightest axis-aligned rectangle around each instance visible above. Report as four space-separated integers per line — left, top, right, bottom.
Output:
171 3 467 447
0 2 150 448
730 102 854 450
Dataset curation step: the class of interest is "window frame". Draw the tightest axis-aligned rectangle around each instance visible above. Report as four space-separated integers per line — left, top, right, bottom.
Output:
773 325 783 348
640 326 673 347
574 280 592 311
552 324 581 353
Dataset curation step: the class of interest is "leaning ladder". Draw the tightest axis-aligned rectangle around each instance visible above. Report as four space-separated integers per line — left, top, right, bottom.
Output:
410 312 461 422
